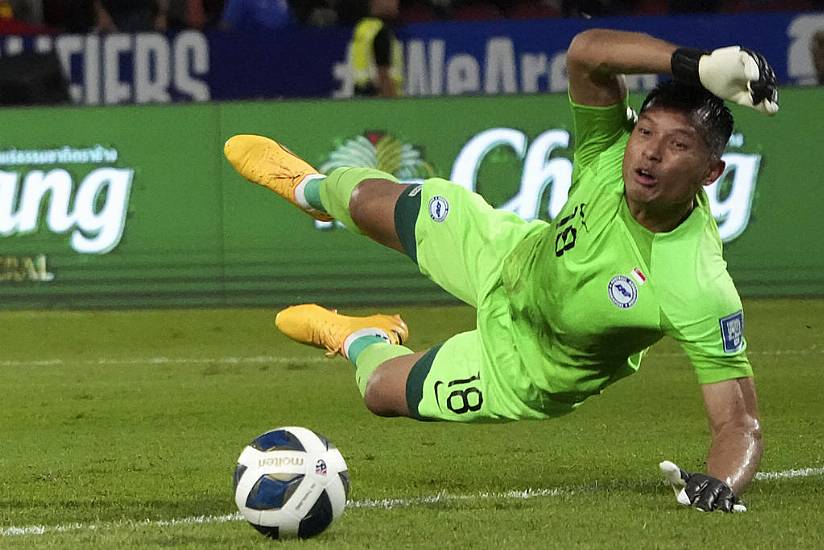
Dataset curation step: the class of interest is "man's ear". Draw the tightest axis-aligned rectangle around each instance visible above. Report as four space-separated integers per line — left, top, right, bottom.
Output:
703 158 726 187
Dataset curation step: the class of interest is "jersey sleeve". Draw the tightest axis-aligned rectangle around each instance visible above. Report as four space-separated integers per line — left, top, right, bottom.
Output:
662 282 753 385
570 94 635 177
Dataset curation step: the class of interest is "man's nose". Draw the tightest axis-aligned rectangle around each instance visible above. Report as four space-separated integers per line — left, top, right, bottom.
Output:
642 140 663 161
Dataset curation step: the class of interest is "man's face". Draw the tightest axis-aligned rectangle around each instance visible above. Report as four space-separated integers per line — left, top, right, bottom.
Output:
622 108 723 216
371 0 399 19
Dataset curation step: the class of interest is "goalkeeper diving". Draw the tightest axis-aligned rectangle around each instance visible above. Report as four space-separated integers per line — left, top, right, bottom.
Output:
224 29 778 513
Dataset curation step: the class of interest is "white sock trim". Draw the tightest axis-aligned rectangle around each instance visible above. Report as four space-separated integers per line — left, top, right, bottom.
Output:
294 173 325 210
343 328 391 359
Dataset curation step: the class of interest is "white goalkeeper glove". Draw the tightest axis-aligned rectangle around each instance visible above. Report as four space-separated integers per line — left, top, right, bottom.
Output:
671 46 779 115
659 460 748 513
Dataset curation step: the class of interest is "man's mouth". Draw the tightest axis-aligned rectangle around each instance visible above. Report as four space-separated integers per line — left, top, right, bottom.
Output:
634 167 657 186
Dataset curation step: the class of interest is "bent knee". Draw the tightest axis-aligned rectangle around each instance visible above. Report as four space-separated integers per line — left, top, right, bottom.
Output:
363 365 408 417
348 180 371 223
363 376 397 417
349 179 404 226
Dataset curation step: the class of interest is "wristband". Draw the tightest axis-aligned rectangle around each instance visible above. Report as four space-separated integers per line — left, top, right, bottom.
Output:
671 47 708 87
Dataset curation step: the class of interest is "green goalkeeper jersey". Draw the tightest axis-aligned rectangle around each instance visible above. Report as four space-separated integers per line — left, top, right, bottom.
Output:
485 96 752 411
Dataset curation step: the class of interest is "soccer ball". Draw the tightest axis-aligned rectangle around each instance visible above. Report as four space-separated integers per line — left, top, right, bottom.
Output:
233 427 350 539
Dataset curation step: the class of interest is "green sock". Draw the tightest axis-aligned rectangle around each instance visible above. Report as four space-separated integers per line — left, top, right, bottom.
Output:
346 337 414 397
347 335 388 364
302 176 326 211
319 167 400 234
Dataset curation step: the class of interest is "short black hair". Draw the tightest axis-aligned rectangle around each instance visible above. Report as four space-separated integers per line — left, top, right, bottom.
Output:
640 80 734 156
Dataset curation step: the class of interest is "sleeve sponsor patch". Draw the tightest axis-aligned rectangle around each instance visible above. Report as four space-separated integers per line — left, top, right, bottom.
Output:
719 310 745 353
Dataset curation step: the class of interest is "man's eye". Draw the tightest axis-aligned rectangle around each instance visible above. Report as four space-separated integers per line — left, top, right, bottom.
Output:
637 127 651 136
673 141 688 150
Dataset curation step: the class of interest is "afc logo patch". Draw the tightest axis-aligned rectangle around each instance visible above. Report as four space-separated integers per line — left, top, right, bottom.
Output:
428 196 449 222
720 311 745 353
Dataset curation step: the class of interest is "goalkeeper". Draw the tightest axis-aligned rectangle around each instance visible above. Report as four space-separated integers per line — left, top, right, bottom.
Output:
224 29 777 513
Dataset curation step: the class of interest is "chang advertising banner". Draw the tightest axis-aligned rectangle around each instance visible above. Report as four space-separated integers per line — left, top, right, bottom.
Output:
1 89 822 308
0 12 822 103
0 103 226 307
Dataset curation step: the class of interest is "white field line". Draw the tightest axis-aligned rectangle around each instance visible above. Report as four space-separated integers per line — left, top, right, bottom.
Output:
2 466 823 538
0 356 330 368
0 345 820 369
754 467 824 480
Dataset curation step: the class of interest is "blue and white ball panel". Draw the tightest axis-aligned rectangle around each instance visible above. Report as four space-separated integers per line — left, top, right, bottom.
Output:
279 426 331 453
323 466 348 521
257 479 324 536
251 429 306 452
232 463 247 491
245 473 304 510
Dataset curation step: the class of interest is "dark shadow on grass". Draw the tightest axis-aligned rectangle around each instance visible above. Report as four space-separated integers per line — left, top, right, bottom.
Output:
284 362 313 371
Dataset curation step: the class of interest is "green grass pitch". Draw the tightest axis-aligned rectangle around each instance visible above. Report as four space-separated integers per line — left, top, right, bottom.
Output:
1 299 822 548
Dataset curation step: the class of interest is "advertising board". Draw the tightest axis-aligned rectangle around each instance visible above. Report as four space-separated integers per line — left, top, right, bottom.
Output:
1 89 821 308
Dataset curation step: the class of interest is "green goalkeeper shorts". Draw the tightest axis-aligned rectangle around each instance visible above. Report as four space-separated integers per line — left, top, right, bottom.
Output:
395 179 566 422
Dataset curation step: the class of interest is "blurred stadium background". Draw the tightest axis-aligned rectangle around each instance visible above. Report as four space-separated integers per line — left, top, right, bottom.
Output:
1 1 823 547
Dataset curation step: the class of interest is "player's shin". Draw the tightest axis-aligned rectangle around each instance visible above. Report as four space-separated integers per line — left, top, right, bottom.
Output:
345 336 414 397
319 167 399 234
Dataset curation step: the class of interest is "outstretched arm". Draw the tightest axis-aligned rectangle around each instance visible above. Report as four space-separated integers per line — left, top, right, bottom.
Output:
659 376 762 512
702 376 763 495
566 29 676 107
566 28 778 114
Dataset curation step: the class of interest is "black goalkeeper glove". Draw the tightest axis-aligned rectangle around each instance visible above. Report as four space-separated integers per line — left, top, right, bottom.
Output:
659 461 746 513
671 46 779 115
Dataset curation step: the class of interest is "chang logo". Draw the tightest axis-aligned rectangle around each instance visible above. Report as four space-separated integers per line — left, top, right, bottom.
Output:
319 132 435 180
0 145 133 254
315 132 437 230
314 128 762 242
450 128 762 243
